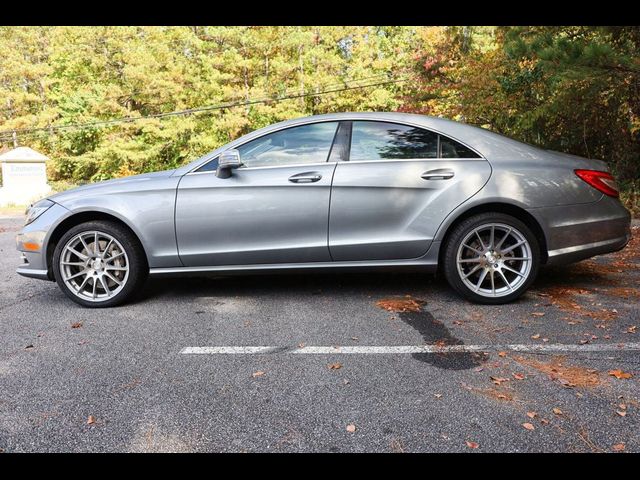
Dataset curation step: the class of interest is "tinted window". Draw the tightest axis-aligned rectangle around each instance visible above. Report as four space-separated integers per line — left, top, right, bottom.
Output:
238 122 339 168
350 121 438 160
440 135 481 158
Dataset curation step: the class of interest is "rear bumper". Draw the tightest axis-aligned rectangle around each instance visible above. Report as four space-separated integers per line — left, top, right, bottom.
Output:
529 195 632 265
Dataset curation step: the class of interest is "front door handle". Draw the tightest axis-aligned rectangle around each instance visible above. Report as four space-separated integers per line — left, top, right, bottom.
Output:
421 169 455 180
288 172 322 183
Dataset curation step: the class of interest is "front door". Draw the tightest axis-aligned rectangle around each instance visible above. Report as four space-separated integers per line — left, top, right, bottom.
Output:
175 121 341 266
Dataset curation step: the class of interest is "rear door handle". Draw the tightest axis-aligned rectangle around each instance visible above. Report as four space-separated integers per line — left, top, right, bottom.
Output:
421 169 455 180
288 172 322 183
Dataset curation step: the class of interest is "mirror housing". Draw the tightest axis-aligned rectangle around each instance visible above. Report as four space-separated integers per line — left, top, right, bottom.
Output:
216 149 242 178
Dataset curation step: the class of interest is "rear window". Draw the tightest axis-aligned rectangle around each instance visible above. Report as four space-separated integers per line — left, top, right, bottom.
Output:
350 121 481 160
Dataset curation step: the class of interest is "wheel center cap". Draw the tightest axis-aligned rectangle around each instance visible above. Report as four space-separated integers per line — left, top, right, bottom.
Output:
91 259 103 271
485 252 497 264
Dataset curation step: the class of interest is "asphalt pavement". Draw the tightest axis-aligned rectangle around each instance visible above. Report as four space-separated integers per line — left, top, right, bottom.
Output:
0 215 638 452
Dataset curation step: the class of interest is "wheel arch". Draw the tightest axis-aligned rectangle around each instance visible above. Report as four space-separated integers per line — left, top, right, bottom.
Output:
45 210 149 279
436 201 549 268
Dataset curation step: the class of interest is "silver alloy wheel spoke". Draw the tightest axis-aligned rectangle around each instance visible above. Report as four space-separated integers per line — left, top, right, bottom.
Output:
475 268 489 291
455 223 532 298
60 230 129 303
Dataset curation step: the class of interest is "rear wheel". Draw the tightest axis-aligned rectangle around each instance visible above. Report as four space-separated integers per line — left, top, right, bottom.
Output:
443 213 540 304
53 221 147 308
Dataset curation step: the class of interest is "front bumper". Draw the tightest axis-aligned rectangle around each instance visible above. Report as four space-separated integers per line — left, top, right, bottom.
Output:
15 202 69 281
530 195 632 265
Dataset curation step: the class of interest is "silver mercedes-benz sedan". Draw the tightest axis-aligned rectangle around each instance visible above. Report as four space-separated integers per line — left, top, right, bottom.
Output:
16 112 631 307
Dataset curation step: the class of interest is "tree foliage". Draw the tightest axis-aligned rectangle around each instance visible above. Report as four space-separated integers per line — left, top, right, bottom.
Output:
0 26 638 210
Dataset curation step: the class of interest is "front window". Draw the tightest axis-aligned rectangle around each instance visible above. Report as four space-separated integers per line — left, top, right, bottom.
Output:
238 122 339 168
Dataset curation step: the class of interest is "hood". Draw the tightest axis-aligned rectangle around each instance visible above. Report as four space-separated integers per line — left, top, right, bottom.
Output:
48 169 177 204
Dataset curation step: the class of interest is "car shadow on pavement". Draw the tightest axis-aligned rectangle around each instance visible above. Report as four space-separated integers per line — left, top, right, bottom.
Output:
135 259 620 305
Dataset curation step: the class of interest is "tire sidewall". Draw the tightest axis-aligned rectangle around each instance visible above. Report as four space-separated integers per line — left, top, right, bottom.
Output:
443 213 540 304
53 221 146 308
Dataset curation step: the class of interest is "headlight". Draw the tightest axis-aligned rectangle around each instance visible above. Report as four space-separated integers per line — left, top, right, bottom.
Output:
24 199 54 226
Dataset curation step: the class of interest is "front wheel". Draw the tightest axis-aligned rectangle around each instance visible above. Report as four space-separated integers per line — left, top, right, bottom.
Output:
53 221 147 308
443 213 540 304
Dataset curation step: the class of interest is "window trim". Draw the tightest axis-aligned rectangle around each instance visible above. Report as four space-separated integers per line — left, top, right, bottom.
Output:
345 120 484 162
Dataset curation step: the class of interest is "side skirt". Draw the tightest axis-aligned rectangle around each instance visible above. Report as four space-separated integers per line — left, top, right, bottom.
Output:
150 242 441 277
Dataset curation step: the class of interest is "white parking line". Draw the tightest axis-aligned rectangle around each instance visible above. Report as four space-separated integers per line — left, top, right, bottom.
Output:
180 342 640 355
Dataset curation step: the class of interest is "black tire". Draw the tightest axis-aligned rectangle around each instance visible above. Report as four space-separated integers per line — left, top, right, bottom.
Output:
52 220 147 308
442 212 540 304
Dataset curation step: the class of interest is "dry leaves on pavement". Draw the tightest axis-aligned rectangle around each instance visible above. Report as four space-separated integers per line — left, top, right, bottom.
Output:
609 370 633 379
346 424 356 433
328 363 342 370
252 371 266 378
522 423 535 431
466 441 479 449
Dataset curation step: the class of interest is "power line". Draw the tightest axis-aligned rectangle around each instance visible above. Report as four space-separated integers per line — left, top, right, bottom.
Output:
0 76 408 141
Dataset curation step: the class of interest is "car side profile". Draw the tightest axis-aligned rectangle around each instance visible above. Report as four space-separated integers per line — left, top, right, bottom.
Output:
16 112 631 307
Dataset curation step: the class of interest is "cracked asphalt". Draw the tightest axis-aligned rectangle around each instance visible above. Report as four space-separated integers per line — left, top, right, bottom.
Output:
0 215 638 452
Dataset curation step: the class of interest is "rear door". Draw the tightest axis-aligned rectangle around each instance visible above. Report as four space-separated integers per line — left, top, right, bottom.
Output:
328 120 492 261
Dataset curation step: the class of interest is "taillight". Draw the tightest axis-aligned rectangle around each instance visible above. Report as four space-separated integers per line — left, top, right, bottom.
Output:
575 169 619 198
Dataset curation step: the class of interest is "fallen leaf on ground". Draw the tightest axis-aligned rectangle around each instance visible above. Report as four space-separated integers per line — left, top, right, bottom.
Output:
328 363 342 370
71 322 83 329
526 411 537 419
531 334 541 339
25 344 34 349
609 369 633 379
515 356 600 388
346 424 356 433
553 408 563 416
540 418 549 425
252 371 266 378
490 376 509 385
498 351 507 357
627 326 637 334
434 393 442 399
531 312 545 317
522 423 535 431
375 297 425 313
616 410 627 417
513 373 526 380
87 415 96 425
465 441 479 449
612 443 626 452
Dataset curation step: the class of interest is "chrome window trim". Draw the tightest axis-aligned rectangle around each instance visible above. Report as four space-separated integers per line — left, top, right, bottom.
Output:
188 117 486 175
186 161 338 176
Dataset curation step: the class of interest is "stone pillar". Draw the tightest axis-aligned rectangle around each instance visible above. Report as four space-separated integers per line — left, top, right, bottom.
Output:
0 147 52 207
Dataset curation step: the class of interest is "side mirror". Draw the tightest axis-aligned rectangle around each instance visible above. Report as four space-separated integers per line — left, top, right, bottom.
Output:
216 149 242 178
